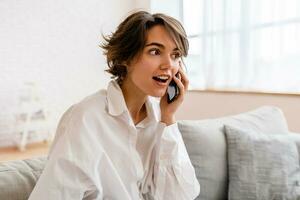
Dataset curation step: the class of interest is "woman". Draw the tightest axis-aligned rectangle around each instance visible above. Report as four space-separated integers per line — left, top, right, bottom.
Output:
29 11 200 200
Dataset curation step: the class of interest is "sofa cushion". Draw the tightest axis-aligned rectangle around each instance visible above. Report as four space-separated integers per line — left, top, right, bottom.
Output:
178 106 289 200
224 125 300 199
0 157 46 200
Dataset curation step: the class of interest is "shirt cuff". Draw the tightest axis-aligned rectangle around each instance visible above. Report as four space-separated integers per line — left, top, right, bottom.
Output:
155 122 186 165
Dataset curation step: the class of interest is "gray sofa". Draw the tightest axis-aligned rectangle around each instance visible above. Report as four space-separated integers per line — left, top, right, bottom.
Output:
1 106 300 200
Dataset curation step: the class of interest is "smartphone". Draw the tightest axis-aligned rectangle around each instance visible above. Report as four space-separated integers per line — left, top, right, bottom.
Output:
167 73 180 103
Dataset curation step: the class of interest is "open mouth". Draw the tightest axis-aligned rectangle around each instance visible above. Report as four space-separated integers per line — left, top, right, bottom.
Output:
152 75 170 83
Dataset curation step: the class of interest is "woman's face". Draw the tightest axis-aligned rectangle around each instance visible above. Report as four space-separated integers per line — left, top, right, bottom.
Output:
124 25 182 98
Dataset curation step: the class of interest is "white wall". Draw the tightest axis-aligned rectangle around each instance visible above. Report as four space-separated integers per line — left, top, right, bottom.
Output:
134 0 151 11
176 91 300 132
0 0 138 129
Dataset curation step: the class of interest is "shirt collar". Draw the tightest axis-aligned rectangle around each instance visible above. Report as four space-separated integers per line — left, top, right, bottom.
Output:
106 80 160 125
106 80 128 116
145 96 160 123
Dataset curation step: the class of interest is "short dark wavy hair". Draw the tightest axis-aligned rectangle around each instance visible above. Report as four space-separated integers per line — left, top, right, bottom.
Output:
100 11 189 84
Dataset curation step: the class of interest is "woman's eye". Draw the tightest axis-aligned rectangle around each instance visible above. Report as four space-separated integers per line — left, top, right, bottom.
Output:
171 52 182 59
149 49 160 55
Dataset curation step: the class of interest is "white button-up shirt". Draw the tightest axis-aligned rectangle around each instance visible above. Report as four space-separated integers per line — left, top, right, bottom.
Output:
29 80 200 200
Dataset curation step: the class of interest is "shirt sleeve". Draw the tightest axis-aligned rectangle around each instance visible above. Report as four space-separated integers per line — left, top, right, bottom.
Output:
150 122 200 200
28 108 102 200
28 134 98 199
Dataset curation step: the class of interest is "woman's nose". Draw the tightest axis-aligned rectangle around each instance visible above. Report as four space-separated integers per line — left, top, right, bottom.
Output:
160 55 177 70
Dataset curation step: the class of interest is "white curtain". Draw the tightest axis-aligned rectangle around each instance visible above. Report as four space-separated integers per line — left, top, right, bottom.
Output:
152 0 300 93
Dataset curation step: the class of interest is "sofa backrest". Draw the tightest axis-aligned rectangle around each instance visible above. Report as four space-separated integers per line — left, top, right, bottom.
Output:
178 106 289 200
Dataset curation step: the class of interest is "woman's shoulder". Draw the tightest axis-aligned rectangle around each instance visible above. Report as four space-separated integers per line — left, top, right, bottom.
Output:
56 89 109 131
69 89 108 117
50 90 108 154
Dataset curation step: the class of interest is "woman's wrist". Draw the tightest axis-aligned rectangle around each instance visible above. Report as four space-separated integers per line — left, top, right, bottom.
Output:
161 115 176 126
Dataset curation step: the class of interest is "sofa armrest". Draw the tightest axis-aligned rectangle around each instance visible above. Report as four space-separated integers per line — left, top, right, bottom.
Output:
0 157 46 200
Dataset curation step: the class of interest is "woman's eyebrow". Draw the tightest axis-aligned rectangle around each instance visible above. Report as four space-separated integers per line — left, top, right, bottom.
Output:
145 42 165 48
145 42 179 51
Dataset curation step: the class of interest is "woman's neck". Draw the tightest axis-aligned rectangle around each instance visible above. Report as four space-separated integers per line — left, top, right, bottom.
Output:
120 79 147 125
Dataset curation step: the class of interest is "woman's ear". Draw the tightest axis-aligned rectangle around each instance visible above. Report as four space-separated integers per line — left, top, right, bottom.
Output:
122 61 131 72
121 59 130 66
122 62 129 67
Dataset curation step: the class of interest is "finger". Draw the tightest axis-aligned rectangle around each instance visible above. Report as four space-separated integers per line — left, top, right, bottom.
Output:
173 75 185 95
172 77 185 103
178 67 189 90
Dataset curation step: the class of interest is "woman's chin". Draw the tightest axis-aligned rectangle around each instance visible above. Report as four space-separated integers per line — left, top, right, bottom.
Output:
149 90 166 98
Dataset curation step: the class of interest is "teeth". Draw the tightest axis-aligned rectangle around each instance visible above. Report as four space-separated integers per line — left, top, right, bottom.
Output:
156 75 169 80
153 75 169 83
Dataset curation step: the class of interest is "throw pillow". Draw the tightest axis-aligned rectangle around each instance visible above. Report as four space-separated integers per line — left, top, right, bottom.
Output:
178 106 289 200
224 125 300 200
